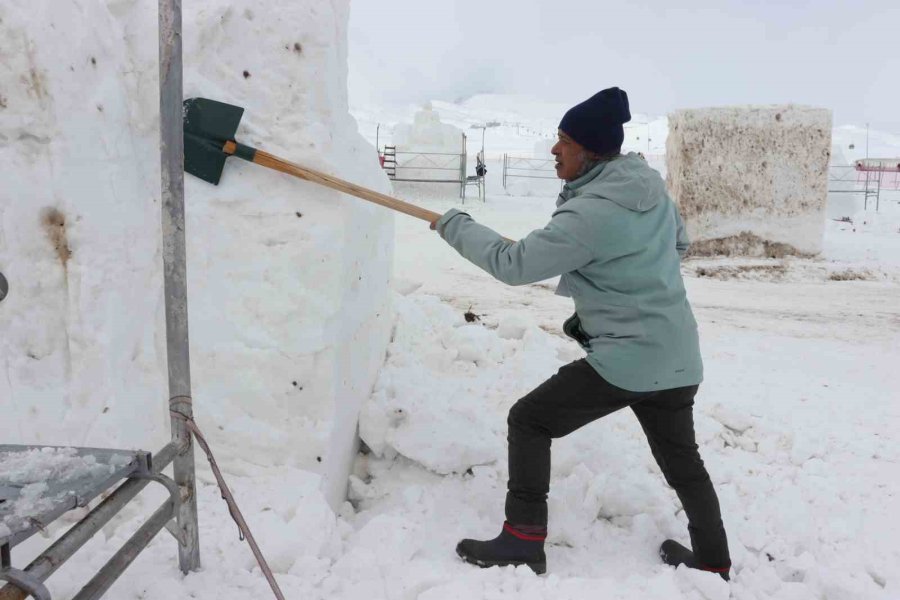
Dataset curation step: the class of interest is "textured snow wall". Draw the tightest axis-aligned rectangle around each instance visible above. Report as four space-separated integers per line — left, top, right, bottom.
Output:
0 0 393 510
666 106 832 256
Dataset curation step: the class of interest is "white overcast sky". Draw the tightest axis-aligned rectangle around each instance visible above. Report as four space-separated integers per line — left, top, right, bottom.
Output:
348 0 900 131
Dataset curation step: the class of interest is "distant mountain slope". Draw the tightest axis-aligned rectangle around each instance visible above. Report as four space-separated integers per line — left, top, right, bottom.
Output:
353 94 899 163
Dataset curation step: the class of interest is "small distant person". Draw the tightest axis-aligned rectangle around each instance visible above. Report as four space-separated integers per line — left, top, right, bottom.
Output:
430 87 731 578
476 151 487 178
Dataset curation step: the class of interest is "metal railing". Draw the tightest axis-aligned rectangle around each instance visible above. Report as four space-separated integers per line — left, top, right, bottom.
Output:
828 164 895 211
380 133 470 198
502 154 560 190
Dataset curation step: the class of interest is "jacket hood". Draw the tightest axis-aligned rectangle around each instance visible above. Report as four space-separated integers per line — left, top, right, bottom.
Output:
560 153 664 213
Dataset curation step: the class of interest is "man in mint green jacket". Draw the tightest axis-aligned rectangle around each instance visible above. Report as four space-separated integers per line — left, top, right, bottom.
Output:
434 88 731 579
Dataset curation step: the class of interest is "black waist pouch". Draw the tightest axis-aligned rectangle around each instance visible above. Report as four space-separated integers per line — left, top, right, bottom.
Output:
562 313 591 349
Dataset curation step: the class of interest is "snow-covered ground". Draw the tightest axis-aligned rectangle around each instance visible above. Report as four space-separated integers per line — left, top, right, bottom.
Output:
7 170 899 599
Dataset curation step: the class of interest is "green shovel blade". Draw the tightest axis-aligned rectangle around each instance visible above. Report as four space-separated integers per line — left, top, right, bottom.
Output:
183 97 246 185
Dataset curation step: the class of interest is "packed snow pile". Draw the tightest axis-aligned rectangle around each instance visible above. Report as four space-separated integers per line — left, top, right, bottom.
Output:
0 446 129 539
667 105 832 256
360 294 570 474
0 446 114 485
393 103 464 154
0 483 55 540
0 0 393 507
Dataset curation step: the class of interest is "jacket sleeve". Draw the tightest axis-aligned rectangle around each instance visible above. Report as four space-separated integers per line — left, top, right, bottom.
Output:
435 208 595 286
674 205 690 257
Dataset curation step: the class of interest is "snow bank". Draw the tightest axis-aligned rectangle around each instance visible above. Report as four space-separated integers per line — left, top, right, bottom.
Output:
666 105 831 256
360 293 571 475
0 0 393 509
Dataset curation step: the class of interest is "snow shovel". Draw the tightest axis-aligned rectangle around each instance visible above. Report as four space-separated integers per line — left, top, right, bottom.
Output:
182 97 444 223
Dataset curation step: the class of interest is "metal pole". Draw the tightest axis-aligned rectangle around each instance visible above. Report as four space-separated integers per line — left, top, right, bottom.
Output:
864 171 869 211
460 133 467 201
876 171 881 212
159 0 200 573
865 122 869 160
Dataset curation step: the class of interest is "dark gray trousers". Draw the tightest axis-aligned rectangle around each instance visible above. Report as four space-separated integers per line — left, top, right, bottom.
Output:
506 359 731 567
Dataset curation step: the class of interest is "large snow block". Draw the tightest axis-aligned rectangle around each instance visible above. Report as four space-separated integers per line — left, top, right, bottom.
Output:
666 106 832 256
0 0 392 511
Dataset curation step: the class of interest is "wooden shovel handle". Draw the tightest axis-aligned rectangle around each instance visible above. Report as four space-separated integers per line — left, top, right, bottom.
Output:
223 142 442 223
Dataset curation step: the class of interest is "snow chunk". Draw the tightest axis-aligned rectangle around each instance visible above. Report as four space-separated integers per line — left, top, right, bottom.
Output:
0 446 113 485
1 447 122 534
675 564 730 600
496 312 534 340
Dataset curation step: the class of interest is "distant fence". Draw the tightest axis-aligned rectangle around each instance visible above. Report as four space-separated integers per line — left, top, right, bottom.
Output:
829 160 900 211
379 133 482 200
855 159 900 190
502 154 560 190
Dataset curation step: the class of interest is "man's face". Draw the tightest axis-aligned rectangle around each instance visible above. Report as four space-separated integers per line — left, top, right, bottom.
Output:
551 130 592 182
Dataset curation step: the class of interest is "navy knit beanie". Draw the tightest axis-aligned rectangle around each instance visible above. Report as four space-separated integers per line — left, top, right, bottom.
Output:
559 87 631 155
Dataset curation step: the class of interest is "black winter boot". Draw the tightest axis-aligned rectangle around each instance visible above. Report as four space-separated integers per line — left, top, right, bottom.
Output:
456 522 547 574
660 539 731 581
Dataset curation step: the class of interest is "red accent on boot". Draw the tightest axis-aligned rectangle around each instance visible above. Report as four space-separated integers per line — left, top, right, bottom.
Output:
503 522 547 542
700 565 731 574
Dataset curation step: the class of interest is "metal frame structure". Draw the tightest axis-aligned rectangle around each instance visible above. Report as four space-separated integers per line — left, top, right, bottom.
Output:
502 154 561 191
828 165 878 210
377 126 484 200
462 149 486 202
0 2 199 597
1 446 183 600
828 159 900 212
158 0 201 574
380 133 468 198
855 159 900 211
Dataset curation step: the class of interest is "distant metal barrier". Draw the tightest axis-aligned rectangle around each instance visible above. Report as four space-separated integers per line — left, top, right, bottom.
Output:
502 154 560 190
829 160 900 211
379 134 470 199
855 159 900 211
